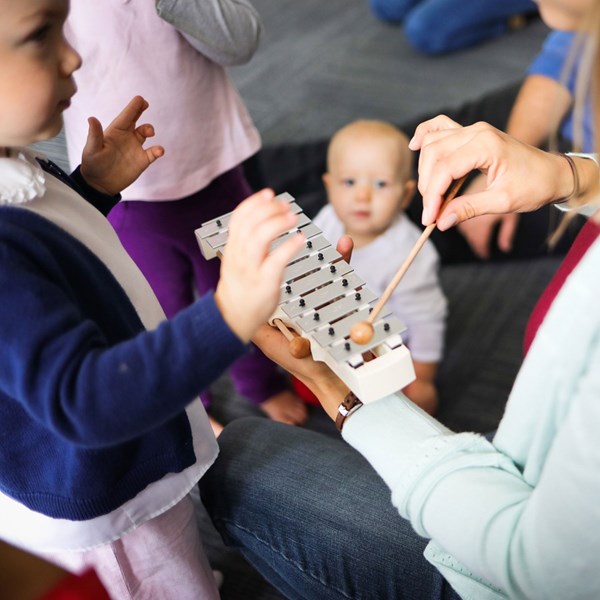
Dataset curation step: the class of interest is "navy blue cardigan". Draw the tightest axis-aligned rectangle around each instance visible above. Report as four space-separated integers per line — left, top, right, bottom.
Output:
0 166 246 520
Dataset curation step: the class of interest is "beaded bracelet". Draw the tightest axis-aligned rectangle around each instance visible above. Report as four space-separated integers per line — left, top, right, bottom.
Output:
557 152 580 203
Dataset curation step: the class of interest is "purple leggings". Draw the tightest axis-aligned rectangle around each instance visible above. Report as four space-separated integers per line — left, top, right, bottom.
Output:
108 165 286 407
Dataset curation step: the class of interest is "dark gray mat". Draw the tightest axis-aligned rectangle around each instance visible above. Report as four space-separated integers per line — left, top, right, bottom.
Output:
231 0 549 145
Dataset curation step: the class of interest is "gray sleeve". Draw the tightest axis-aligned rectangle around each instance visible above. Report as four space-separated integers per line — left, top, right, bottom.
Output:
155 0 262 66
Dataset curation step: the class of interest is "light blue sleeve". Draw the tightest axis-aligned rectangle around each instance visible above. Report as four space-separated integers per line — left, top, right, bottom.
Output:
342 243 600 598
527 31 577 86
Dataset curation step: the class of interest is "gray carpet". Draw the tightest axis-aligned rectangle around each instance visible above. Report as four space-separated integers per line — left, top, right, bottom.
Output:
230 0 549 145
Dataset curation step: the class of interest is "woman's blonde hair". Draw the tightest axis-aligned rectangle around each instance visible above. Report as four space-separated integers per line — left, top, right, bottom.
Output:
549 4 600 242
569 2 600 207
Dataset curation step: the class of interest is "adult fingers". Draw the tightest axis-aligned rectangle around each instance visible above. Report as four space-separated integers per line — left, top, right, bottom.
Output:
408 114 462 151
419 125 509 225
435 189 515 231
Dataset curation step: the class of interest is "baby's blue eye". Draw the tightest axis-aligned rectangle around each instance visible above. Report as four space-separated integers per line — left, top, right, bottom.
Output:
373 180 388 189
342 178 356 187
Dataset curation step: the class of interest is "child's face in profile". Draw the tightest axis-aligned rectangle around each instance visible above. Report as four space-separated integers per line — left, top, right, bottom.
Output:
323 131 414 248
0 0 80 149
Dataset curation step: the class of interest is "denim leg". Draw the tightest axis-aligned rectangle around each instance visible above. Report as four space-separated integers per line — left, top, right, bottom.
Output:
369 0 421 23
201 418 460 600
403 0 538 54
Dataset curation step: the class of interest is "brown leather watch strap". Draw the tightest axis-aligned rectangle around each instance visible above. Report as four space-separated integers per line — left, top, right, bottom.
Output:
335 391 364 431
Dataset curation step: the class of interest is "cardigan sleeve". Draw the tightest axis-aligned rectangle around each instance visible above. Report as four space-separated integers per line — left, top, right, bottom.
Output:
155 0 262 66
0 227 246 447
69 166 121 217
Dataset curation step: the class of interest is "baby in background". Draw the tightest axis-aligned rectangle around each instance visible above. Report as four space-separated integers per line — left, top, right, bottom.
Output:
316 119 447 414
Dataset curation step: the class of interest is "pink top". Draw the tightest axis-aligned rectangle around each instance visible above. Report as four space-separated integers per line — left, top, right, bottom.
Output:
63 0 260 201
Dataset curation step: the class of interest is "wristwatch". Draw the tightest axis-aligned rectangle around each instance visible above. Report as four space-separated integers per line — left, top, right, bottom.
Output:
335 391 364 431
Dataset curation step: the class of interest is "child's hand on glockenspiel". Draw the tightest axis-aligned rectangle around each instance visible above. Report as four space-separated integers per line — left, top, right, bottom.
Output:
214 189 306 343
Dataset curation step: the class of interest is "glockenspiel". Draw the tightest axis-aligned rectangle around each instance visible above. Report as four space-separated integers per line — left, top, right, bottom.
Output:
195 192 415 403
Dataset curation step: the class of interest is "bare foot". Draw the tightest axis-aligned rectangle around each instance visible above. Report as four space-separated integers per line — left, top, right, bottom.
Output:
208 415 224 437
260 390 308 425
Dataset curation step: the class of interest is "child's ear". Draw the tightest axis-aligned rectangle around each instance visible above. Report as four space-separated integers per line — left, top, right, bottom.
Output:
322 172 331 190
401 179 416 210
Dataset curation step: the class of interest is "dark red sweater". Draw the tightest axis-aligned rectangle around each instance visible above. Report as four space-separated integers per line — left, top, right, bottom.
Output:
524 218 600 355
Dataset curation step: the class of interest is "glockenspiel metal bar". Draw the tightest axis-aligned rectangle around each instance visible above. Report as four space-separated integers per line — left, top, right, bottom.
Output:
295 288 378 334
278 261 354 304
271 229 326 256
282 245 341 283
311 303 395 347
280 271 365 319
286 235 333 265
328 317 406 361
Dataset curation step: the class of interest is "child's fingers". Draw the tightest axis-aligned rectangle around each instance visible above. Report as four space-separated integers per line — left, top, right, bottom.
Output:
82 116 104 156
136 123 155 140
229 192 296 256
261 231 305 281
109 95 149 131
145 145 165 164
246 211 299 262
229 189 278 225
335 235 354 263
497 214 519 253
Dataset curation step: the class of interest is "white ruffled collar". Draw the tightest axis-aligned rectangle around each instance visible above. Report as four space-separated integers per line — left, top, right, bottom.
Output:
0 148 46 205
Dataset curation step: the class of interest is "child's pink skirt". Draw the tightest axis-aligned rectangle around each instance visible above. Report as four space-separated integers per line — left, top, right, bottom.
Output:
43 495 219 600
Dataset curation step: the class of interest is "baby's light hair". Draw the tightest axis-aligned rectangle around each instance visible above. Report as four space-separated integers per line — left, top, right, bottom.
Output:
326 119 414 182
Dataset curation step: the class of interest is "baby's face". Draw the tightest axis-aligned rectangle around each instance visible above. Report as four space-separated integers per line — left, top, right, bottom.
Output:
0 0 80 148
324 135 411 247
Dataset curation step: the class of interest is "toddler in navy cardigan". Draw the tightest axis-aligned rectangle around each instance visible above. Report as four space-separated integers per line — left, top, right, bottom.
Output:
0 1 304 597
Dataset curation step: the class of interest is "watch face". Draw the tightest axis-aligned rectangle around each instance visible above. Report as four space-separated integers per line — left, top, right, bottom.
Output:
336 392 364 431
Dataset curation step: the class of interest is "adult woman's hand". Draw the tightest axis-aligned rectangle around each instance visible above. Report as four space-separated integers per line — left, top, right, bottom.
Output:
409 115 577 229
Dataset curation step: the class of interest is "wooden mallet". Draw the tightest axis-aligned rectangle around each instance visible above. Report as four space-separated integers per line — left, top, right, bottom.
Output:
273 318 312 358
350 175 468 345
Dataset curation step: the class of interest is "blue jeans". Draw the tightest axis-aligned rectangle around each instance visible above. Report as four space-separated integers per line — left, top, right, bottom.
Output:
200 418 461 599
369 0 538 54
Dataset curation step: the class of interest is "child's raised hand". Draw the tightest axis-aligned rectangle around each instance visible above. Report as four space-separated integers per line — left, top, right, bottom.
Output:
214 189 306 343
80 96 165 196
